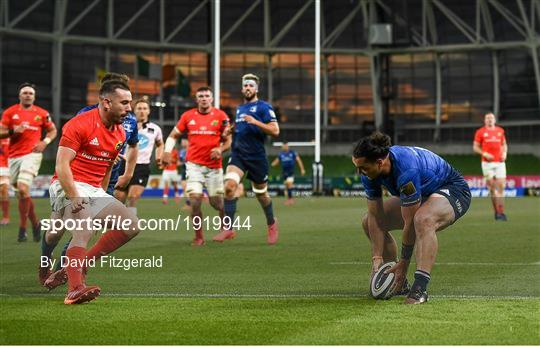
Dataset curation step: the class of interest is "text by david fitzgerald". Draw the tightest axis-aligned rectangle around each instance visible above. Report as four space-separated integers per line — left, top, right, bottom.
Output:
41 256 163 271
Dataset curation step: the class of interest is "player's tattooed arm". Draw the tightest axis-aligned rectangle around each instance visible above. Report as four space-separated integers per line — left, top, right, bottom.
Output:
243 115 280 137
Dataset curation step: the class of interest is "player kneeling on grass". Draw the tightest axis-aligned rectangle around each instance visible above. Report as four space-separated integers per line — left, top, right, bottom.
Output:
353 132 471 304
49 80 139 304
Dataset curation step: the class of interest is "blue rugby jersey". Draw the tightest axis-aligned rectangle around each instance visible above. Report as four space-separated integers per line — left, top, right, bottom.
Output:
361 146 463 206
232 100 277 160
279 150 297 172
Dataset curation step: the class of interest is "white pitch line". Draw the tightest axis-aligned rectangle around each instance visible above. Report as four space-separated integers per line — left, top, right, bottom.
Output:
0 293 537 300
330 262 540 266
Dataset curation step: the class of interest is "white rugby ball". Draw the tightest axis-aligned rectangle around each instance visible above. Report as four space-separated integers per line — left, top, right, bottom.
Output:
370 261 396 300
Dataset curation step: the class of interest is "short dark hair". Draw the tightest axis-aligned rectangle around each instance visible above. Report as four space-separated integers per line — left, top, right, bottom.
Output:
18 82 36 94
99 80 130 97
352 131 392 162
101 72 129 85
196 86 213 94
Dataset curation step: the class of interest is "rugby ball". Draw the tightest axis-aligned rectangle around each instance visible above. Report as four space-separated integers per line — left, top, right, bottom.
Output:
370 261 396 299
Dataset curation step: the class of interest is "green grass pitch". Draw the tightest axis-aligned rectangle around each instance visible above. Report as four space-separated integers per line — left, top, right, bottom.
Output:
1 197 539 344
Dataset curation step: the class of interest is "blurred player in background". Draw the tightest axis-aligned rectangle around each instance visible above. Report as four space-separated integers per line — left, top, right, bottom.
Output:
0 83 57 242
161 145 180 205
353 132 471 304
271 141 305 205
473 112 508 221
162 86 231 246
115 98 163 213
49 80 139 304
0 138 10 225
213 74 280 245
39 73 139 287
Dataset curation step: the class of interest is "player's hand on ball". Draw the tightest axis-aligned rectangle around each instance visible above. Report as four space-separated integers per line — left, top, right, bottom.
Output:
71 197 88 214
161 152 171 166
210 147 222 160
371 256 384 278
385 259 409 294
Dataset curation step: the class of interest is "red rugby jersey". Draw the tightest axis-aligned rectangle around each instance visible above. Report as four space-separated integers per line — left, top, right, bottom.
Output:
176 108 229 169
1 104 54 158
474 126 506 162
52 108 126 188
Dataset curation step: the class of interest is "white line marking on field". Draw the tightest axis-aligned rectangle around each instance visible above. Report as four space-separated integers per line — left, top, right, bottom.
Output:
1 293 538 300
330 262 540 266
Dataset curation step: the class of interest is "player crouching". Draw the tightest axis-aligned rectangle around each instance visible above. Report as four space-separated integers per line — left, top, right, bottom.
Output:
49 80 139 304
354 132 471 304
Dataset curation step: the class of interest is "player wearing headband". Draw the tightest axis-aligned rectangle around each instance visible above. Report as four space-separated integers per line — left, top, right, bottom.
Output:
213 74 280 245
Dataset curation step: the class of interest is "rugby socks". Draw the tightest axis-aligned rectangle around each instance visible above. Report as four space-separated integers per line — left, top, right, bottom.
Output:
163 186 169 198
18 197 30 228
27 198 39 226
413 270 431 292
1 199 9 219
224 198 237 227
287 188 293 199
262 201 275 226
66 246 86 291
84 230 131 268
41 233 58 259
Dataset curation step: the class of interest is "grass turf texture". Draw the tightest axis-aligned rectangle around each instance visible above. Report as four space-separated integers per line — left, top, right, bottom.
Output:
1 197 539 344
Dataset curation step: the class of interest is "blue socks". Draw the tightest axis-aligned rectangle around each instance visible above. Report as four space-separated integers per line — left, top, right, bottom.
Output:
287 188 293 199
262 201 275 226
224 198 237 225
413 270 431 292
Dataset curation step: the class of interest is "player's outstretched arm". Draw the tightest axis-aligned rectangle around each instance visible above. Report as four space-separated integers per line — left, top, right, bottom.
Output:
366 198 387 272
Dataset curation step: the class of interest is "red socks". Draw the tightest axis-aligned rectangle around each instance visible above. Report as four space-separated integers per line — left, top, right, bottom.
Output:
66 246 86 291
1 200 8 219
85 230 131 266
27 198 38 226
18 197 30 228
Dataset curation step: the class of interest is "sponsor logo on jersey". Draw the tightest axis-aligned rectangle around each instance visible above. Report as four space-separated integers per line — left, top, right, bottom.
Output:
189 119 196 125
250 106 257 112
211 120 219 126
13 114 19 120
101 151 110 157
90 137 100 146
115 141 123 151
269 110 276 119
34 115 42 121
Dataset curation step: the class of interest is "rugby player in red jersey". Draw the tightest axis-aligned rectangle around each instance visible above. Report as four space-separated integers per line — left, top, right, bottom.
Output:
0 83 57 241
162 86 231 246
473 113 508 221
49 80 139 304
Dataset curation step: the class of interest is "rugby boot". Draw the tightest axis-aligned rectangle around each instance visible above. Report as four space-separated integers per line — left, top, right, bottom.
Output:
64 285 101 305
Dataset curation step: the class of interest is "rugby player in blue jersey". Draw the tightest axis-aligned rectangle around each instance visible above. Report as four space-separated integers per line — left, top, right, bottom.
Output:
213 74 280 245
353 132 471 304
39 73 139 289
271 141 305 205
